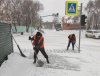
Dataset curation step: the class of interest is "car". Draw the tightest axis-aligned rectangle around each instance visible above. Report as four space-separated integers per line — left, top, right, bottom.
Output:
85 30 100 39
56 28 62 31
55 23 62 31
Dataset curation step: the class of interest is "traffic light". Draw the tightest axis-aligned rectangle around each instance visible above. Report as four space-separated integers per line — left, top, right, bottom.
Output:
81 15 87 26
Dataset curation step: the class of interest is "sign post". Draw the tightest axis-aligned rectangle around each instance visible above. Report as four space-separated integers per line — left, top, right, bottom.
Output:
78 3 82 53
65 0 78 16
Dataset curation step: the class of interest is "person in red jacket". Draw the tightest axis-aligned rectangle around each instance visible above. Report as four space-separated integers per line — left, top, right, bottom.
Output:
29 32 49 63
67 34 76 50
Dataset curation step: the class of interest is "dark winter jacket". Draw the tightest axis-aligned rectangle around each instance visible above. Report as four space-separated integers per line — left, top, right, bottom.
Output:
68 34 76 43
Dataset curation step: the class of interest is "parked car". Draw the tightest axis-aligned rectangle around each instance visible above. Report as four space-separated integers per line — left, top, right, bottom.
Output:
55 23 62 31
85 30 100 39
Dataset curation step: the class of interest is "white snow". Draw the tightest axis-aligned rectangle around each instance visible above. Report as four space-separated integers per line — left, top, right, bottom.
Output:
0 29 100 76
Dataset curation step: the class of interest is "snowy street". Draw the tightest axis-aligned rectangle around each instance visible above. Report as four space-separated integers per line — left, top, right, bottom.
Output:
0 30 100 76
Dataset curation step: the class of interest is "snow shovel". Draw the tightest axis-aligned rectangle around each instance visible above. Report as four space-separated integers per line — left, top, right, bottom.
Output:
29 36 38 60
75 44 80 53
75 44 79 49
12 35 26 57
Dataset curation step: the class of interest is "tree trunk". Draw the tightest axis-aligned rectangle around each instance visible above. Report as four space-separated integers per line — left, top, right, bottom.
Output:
14 23 17 33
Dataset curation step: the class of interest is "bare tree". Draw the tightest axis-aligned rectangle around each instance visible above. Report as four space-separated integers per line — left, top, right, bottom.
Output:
0 0 4 6
21 0 43 32
85 0 100 29
0 0 44 32
85 0 94 13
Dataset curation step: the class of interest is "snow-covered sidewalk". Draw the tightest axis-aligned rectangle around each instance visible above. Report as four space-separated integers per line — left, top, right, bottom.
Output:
0 52 86 76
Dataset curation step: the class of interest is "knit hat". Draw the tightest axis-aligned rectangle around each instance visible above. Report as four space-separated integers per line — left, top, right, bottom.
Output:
36 32 42 36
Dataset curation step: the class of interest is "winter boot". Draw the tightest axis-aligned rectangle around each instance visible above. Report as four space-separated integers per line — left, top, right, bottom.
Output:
33 59 36 64
46 58 50 64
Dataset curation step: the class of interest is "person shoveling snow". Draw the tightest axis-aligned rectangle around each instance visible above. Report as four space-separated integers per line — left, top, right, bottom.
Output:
29 32 50 64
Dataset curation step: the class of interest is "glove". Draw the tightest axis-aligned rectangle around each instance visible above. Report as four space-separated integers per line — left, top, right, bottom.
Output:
29 36 32 40
33 46 36 50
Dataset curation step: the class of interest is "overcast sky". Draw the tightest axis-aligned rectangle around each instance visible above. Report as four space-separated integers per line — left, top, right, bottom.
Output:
37 0 90 22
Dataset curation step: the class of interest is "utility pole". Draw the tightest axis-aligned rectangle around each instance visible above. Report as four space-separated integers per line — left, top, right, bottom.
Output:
78 3 82 52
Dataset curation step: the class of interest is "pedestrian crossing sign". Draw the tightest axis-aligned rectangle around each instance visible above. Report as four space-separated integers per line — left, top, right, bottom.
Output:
65 0 78 16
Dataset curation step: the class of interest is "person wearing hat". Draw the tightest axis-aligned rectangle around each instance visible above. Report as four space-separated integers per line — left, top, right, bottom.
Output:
29 32 49 64
67 34 76 50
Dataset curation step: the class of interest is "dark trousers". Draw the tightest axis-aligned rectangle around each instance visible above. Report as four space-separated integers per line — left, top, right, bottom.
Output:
67 41 75 50
34 48 48 60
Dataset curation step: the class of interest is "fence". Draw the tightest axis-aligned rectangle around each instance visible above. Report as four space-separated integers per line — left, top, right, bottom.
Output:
11 26 35 33
0 22 13 66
